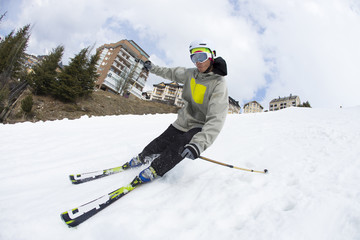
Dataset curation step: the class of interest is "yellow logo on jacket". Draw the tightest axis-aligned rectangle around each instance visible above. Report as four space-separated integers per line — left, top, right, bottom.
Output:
190 78 206 104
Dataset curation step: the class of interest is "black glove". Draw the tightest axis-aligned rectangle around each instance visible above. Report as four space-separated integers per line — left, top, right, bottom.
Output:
143 60 152 72
181 143 200 160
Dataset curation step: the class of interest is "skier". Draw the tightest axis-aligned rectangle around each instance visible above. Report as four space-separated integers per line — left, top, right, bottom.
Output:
125 40 229 184
61 41 229 227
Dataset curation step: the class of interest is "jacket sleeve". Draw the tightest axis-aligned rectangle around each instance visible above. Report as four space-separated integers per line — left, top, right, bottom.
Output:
190 79 228 153
150 65 191 84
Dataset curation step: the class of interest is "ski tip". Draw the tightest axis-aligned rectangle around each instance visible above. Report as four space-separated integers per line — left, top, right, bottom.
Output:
264 169 269 174
69 175 82 184
60 211 77 228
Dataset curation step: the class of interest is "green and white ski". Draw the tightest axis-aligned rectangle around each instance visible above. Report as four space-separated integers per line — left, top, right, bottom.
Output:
61 176 142 227
69 162 130 184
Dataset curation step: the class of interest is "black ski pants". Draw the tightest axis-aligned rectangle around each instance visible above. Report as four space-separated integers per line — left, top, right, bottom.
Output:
140 124 202 177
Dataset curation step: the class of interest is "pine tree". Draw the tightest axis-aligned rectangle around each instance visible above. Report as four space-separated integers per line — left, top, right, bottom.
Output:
299 101 312 108
0 16 30 117
303 101 311 108
29 46 64 95
54 48 86 102
83 50 100 96
0 24 30 87
54 71 81 102
54 47 99 102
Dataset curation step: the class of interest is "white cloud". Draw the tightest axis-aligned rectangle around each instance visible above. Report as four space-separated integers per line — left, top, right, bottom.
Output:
244 0 360 108
3 0 360 108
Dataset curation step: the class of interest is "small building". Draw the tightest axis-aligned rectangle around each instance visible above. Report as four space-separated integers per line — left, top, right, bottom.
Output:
150 81 184 107
23 54 46 73
228 96 241 114
269 94 301 111
243 101 263 113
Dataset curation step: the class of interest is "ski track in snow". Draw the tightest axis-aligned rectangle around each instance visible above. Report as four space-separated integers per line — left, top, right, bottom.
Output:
0 107 360 240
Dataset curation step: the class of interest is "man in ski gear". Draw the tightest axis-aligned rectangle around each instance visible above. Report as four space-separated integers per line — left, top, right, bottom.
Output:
61 41 229 227
127 40 229 183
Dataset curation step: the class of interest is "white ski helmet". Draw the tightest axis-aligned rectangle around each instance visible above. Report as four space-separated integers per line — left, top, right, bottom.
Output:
189 40 216 57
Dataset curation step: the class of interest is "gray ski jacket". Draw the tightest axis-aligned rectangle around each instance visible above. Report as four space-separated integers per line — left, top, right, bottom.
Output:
149 57 228 154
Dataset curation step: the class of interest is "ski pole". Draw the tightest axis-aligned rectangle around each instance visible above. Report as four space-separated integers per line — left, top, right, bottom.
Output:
199 156 268 174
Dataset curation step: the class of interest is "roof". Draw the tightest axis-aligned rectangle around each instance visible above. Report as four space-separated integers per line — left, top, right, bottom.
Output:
97 39 150 60
244 100 263 109
270 94 299 103
153 81 183 88
129 40 150 58
228 96 240 107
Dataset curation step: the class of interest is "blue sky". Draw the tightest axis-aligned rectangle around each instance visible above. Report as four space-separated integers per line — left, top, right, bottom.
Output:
1 0 360 109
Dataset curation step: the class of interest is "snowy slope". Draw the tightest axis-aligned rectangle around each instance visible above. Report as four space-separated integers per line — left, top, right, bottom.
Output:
0 107 360 240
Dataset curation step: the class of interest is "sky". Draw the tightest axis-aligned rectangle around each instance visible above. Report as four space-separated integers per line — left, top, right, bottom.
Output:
1 0 360 109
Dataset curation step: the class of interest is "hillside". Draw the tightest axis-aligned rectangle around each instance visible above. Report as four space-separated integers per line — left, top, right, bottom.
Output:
0 107 359 240
4 89 180 124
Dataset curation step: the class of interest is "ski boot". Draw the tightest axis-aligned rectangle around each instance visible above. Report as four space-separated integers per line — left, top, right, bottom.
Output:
121 155 143 170
129 155 144 168
130 166 158 187
139 166 157 183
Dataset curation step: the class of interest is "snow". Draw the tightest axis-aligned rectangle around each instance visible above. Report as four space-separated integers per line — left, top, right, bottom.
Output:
1 107 360 240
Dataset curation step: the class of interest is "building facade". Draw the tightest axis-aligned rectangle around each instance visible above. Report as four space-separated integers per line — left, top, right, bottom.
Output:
243 101 263 113
95 39 150 99
150 81 184 107
228 96 241 114
23 54 47 73
269 94 301 111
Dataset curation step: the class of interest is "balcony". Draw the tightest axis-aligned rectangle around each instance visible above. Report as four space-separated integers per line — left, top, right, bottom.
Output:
113 59 126 70
120 48 131 58
103 79 118 93
116 55 132 68
129 86 142 98
135 77 146 87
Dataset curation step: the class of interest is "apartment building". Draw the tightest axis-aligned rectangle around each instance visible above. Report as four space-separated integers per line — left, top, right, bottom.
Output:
269 94 301 111
229 96 241 114
95 39 150 99
150 81 184 107
243 101 263 113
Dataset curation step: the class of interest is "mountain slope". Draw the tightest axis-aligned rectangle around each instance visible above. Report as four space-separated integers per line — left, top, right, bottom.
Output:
0 107 359 240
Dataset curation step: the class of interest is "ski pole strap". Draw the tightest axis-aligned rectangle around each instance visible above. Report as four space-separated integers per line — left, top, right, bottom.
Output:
198 156 268 174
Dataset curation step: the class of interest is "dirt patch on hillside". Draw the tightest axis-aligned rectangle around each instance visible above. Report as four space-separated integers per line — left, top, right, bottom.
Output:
4 89 180 124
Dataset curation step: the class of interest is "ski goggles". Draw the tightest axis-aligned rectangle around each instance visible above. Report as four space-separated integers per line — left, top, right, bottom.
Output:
190 52 212 63
190 47 213 63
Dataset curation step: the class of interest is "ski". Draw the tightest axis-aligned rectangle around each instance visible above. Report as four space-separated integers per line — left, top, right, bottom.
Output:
61 176 142 228
69 162 130 184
